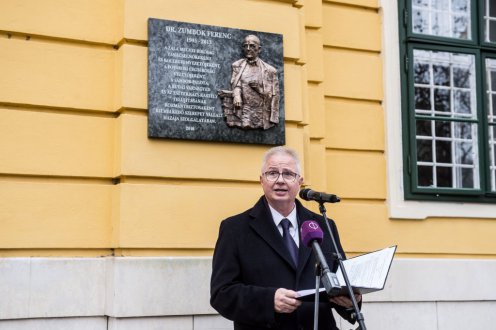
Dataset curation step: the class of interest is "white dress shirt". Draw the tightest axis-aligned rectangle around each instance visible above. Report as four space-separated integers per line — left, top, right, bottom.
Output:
268 203 300 247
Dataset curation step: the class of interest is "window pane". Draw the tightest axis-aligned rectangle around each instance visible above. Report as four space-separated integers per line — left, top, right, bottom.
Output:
433 12 451 36
413 0 472 40
485 0 496 42
416 119 432 136
413 9 429 35
458 167 474 188
492 71 496 89
436 140 452 163
453 0 469 11
455 142 473 164
454 90 471 115
414 0 429 6
434 88 451 112
435 121 451 137
486 60 496 191
486 58 496 123
490 125 496 191
414 62 431 84
433 64 450 85
413 50 476 118
492 94 496 119
453 66 470 88
437 166 453 187
418 165 434 187
453 15 470 39
417 139 433 161
490 21 496 43
415 87 432 110
432 0 449 9
454 122 472 139
490 0 496 16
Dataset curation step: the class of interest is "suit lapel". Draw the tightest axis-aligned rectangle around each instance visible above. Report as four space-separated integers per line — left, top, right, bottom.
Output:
248 197 297 270
231 59 247 89
258 59 268 93
295 200 319 278
248 198 328 286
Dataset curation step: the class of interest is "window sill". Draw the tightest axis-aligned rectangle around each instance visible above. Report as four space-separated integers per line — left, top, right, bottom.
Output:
389 196 496 220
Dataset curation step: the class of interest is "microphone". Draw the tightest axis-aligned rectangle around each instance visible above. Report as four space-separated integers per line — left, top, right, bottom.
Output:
299 188 340 203
301 221 341 296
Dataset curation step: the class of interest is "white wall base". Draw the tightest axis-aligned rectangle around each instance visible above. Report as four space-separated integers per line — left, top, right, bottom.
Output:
0 317 107 330
0 257 494 330
0 315 233 330
108 315 232 330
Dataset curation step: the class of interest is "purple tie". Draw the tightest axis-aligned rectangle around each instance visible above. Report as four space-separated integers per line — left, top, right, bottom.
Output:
281 218 298 266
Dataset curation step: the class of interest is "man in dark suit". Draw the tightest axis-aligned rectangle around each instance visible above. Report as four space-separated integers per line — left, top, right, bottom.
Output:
210 146 361 330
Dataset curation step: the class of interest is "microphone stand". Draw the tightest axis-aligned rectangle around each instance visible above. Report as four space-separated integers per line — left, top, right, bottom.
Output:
318 201 367 330
313 264 321 330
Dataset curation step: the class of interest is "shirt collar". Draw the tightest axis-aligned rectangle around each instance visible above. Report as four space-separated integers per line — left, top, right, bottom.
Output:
268 203 298 229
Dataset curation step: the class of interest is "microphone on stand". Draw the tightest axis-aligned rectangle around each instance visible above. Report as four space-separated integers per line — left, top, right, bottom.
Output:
299 188 340 203
301 220 341 296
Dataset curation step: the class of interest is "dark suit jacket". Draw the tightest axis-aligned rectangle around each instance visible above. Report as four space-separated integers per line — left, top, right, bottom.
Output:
210 196 356 330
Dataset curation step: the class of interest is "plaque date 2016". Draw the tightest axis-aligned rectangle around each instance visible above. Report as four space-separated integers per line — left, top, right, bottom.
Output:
185 126 195 131
186 37 213 45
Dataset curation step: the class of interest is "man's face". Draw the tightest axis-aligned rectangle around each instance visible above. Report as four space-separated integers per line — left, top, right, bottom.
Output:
260 153 303 208
242 37 260 61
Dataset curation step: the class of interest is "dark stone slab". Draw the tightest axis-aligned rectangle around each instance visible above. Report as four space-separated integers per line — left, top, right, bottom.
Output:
148 18 285 145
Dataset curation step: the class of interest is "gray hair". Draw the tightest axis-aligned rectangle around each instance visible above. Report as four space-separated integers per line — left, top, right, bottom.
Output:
261 146 302 175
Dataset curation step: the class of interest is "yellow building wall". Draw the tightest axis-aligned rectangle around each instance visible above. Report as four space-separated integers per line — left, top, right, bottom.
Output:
1 0 495 259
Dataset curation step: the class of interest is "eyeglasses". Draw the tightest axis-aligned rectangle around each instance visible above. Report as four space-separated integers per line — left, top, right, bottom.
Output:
263 170 299 182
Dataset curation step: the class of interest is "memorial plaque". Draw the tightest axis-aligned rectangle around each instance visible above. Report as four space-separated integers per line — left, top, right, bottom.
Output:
148 18 285 145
